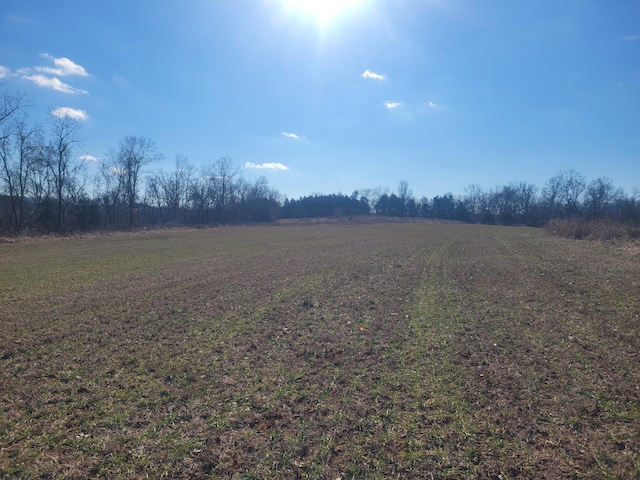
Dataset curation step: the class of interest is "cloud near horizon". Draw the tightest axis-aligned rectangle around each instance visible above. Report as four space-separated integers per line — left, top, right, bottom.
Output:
51 106 89 120
79 154 100 162
362 70 385 80
245 162 290 171
0 66 9 79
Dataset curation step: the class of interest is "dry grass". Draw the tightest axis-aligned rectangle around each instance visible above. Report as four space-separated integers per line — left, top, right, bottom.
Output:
1 224 639 478
545 218 640 243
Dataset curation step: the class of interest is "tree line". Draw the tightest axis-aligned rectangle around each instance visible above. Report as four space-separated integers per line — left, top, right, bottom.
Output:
285 172 639 227
1 86 639 235
0 87 281 234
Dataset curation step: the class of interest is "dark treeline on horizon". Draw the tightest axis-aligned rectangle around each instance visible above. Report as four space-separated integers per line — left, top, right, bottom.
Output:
1 87 639 236
283 172 639 228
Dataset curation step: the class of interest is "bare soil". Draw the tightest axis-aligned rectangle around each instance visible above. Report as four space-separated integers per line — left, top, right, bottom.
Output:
1 224 638 478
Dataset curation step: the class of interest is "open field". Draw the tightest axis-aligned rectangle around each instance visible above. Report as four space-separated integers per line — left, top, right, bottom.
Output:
1 223 639 479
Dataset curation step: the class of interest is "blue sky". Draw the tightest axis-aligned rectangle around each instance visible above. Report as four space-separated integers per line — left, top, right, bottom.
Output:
1 0 638 199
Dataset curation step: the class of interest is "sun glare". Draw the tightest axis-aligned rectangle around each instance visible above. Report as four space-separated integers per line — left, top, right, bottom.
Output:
286 0 362 25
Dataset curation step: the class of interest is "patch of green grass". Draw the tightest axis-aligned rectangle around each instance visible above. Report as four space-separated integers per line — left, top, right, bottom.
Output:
1 224 639 478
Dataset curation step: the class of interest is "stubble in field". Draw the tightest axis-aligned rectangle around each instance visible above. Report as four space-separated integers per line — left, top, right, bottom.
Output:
1 224 639 478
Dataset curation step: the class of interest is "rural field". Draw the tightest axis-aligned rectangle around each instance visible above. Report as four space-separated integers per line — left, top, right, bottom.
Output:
1 223 639 479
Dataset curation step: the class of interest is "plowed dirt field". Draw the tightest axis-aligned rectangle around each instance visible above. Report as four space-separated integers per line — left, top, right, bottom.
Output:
1 224 639 478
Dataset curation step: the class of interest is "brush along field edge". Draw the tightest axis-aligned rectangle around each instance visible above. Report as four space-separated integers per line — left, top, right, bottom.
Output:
0 224 639 479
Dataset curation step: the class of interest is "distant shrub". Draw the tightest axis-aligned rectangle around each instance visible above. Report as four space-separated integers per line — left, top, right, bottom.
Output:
545 218 640 242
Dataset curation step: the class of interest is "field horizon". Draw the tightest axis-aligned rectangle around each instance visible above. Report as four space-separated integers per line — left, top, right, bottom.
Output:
1 223 639 478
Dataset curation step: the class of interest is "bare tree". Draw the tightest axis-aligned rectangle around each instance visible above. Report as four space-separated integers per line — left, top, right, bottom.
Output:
188 171 215 224
463 184 485 221
495 184 519 225
47 113 83 232
358 186 388 214
106 136 162 228
0 86 26 130
397 180 414 217
146 154 193 223
99 154 126 226
541 175 561 219
164 154 193 221
557 170 586 217
240 176 282 221
515 181 539 225
206 157 239 222
543 170 586 218
0 114 44 233
0 87 28 232
584 177 621 220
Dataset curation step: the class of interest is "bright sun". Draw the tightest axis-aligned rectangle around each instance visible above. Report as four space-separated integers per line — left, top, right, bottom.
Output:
286 0 362 25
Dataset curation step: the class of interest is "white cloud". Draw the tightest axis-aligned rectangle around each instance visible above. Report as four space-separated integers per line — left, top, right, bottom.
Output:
23 74 88 94
37 54 90 77
282 132 300 139
384 101 402 109
624 34 639 41
245 162 290 171
79 154 100 162
51 107 89 121
19 54 90 94
427 101 440 109
0 65 9 79
362 70 386 80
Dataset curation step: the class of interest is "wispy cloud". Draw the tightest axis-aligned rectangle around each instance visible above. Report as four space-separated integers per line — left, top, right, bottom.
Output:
23 74 88 94
112 74 131 88
624 34 639 41
245 162 290 171
36 54 90 77
282 132 300 139
51 107 89 121
6 15 31 24
362 70 386 80
384 101 402 109
19 54 90 94
427 101 440 109
0 65 9 79
79 154 100 162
